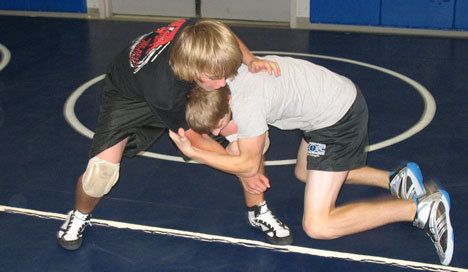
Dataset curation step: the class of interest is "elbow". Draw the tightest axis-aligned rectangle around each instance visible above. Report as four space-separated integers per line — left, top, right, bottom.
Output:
238 157 261 177
244 165 260 177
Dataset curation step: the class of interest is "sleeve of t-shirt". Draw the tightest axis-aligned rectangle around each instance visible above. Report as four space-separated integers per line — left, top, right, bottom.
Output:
145 77 191 132
232 98 268 139
154 108 188 132
152 18 196 131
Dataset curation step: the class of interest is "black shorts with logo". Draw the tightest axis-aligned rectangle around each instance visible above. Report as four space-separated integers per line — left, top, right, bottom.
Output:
303 87 369 171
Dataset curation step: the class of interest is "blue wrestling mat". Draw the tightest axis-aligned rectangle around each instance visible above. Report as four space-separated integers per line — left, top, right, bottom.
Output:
0 15 467 271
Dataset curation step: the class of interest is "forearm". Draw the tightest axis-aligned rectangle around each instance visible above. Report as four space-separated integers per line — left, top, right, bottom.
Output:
169 129 263 177
185 129 227 154
236 36 256 66
190 148 260 177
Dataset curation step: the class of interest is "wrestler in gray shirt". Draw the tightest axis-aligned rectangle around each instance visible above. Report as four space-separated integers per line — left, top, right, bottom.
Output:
227 55 356 138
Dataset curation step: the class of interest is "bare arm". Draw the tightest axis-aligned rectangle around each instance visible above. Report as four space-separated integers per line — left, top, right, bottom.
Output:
184 128 227 154
220 120 237 138
237 36 256 67
170 128 266 178
236 36 280 77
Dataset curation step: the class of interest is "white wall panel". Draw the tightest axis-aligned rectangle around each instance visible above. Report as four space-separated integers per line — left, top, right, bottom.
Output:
295 0 309 17
111 0 196 17
87 0 99 9
202 0 289 22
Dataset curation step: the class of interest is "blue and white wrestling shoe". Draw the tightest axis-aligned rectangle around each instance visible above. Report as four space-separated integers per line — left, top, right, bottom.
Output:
414 188 454 265
389 162 426 200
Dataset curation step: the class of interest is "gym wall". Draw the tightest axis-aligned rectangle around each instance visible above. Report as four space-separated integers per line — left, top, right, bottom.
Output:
310 0 468 31
0 0 87 13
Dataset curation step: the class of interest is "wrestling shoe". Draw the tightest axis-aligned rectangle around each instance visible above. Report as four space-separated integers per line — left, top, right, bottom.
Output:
248 201 293 245
413 188 454 265
57 210 92 250
389 162 426 200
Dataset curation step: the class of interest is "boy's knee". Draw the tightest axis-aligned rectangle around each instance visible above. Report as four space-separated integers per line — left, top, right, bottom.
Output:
302 218 336 240
81 157 120 198
294 167 307 183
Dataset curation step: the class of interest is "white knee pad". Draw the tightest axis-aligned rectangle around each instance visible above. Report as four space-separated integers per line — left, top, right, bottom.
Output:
82 157 120 198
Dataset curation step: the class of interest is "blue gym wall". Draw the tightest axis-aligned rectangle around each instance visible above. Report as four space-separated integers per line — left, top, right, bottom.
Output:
0 0 87 13
455 0 468 29
310 0 468 31
0 0 467 31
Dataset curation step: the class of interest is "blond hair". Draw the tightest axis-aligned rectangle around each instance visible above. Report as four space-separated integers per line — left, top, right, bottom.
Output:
170 19 242 81
186 86 231 133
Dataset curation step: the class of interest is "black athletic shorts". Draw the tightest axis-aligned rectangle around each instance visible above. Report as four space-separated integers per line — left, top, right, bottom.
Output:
89 76 166 158
89 76 228 159
303 87 368 171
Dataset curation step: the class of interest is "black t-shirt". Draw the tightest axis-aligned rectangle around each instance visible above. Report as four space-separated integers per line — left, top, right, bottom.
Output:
107 19 196 132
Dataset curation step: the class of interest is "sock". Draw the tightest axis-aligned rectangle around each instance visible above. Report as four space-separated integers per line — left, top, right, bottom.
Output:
74 209 90 220
412 196 419 221
248 201 266 217
388 170 396 183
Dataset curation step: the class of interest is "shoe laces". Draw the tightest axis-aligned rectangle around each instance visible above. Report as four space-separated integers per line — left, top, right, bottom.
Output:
415 192 449 251
426 197 448 253
391 168 419 200
391 169 409 196
65 211 91 238
255 209 288 232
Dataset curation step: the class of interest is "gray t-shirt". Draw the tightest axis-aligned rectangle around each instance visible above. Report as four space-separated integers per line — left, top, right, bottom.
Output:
227 55 357 139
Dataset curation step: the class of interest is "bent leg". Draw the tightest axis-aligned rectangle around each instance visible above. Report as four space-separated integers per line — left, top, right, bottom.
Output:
241 157 292 245
295 138 390 188
75 137 128 213
296 138 391 188
346 166 390 189
302 170 416 240
294 139 309 182
240 157 266 207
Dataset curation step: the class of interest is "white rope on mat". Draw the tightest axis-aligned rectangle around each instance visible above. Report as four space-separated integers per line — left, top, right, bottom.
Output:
0 205 463 272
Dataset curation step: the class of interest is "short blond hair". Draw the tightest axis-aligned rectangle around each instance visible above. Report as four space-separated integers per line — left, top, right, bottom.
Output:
170 20 242 81
186 86 231 134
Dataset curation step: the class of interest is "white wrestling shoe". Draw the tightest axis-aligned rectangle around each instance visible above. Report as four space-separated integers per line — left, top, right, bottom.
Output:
248 201 293 245
57 210 92 250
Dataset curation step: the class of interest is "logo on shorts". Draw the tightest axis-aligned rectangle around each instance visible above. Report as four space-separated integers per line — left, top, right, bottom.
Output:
307 142 326 157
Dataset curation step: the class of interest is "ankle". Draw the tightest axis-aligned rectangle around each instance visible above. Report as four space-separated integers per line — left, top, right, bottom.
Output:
72 209 91 221
247 200 266 210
